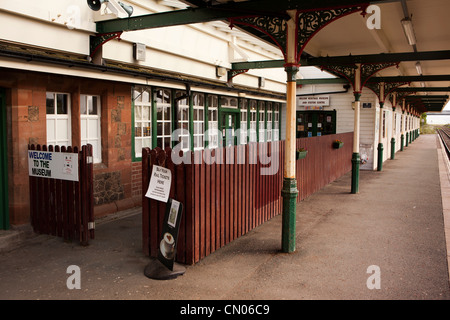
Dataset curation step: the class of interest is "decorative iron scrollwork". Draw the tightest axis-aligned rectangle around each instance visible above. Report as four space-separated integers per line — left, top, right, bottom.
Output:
228 5 368 64
322 62 399 92
227 69 249 83
89 31 123 58
367 81 409 106
229 15 287 58
296 6 367 58
360 62 399 87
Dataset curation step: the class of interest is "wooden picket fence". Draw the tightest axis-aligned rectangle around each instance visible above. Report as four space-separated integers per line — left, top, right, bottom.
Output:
142 133 353 265
28 144 94 245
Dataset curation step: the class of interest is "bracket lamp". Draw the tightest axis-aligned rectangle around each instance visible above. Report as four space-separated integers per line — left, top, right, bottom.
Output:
401 18 416 46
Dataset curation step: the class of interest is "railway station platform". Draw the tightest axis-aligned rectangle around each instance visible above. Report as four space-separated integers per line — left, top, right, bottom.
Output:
0 134 449 301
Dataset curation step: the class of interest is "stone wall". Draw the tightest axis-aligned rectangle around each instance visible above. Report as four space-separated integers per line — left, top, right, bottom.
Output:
93 171 125 206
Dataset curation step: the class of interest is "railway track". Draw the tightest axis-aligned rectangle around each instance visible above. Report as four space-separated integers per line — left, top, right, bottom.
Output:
437 127 450 158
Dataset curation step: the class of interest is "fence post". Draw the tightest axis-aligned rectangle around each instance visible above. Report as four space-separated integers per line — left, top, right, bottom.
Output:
87 144 94 240
142 147 151 257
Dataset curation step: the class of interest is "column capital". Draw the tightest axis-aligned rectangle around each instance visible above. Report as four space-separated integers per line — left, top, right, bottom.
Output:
284 64 300 82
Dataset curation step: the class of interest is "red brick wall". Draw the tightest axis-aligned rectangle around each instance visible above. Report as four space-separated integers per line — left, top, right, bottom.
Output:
0 68 140 225
131 161 142 198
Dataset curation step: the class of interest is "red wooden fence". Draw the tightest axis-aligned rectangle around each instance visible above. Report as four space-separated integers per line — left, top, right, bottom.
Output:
142 133 353 264
28 144 94 245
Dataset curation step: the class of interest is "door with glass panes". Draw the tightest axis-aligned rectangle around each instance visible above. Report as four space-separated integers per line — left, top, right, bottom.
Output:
220 112 238 147
296 110 336 138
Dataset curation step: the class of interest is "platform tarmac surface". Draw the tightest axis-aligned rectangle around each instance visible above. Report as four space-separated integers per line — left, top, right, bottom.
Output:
0 134 449 300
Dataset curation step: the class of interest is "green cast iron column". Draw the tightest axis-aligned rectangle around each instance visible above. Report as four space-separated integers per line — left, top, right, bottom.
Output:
406 131 409 147
377 143 383 170
390 137 395 160
390 106 395 160
282 177 298 252
401 134 404 151
351 91 361 194
281 65 299 253
377 102 384 171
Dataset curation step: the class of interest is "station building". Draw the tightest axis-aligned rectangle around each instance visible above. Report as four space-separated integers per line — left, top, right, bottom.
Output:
0 0 290 227
0 0 425 243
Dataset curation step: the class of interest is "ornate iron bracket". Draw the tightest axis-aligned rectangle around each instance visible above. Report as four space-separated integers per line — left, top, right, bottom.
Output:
366 81 410 104
228 4 369 64
320 62 399 93
89 31 123 59
294 5 369 63
227 69 249 84
396 91 414 112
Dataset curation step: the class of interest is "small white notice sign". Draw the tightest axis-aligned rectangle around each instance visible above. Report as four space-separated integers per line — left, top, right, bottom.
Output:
28 150 78 181
145 165 172 203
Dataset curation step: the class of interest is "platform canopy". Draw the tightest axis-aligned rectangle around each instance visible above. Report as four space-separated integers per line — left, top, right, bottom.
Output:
95 0 450 112
178 0 450 112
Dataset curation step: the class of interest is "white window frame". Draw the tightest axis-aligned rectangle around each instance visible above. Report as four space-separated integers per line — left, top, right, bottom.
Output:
273 103 280 141
176 91 190 151
208 95 219 149
156 89 172 150
46 92 71 147
249 100 257 143
240 99 248 145
80 94 102 163
221 96 238 108
266 102 273 142
193 93 205 151
133 86 152 158
258 101 266 142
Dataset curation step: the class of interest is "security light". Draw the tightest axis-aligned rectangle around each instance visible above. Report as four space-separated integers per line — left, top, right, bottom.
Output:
87 0 133 17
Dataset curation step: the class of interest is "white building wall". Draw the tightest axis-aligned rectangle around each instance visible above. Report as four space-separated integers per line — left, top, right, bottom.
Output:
295 82 407 171
0 0 287 94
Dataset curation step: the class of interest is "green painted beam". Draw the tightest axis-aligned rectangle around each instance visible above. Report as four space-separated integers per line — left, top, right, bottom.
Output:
368 75 450 83
395 87 450 92
311 50 450 65
96 7 242 33
96 0 388 33
232 60 285 70
406 95 449 99
232 50 450 70
296 78 349 85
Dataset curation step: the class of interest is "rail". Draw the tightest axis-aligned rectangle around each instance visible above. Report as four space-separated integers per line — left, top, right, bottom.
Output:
437 127 450 159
